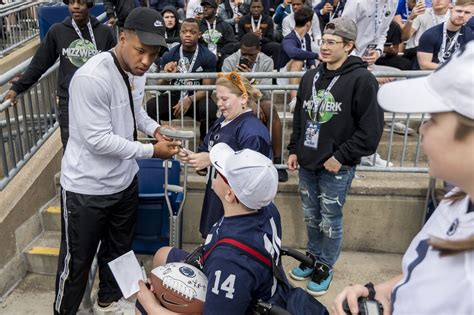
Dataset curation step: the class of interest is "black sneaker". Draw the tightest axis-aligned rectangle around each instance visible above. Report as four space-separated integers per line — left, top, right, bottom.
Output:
196 168 208 176
307 262 333 296
277 168 288 182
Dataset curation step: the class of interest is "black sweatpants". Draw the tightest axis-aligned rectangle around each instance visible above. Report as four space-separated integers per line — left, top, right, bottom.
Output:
53 178 138 315
57 97 69 150
146 93 217 141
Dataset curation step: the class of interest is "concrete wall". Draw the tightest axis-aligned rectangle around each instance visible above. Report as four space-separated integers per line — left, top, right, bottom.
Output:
0 130 62 298
181 172 428 254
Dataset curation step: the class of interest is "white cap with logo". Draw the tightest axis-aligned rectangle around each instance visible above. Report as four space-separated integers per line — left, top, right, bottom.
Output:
377 41 474 120
209 143 278 210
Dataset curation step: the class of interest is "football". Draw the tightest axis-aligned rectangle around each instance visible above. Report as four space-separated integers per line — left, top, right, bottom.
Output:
151 262 207 313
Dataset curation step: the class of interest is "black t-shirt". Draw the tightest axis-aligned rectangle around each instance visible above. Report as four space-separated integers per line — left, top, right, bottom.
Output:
386 21 402 46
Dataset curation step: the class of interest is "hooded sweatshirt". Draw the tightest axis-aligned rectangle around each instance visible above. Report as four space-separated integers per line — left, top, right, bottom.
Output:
11 16 116 99
161 5 181 46
104 0 135 27
287 56 383 171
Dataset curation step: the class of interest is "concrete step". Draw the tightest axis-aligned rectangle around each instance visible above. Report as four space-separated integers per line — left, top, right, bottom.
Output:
24 231 60 275
41 196 61 233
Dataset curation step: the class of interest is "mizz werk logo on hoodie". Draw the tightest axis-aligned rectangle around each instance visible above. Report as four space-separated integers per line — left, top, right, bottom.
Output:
62 39 100 68
302 90 342 123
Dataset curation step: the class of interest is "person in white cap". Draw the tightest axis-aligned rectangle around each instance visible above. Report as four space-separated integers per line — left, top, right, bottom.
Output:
136 143 284 314
332 41 474 315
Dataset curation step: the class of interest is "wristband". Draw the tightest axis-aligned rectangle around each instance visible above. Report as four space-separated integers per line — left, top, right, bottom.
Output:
364 282 376 300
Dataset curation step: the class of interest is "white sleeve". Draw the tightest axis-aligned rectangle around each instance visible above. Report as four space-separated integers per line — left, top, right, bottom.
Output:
341 0 359 22
132 75 160 137
282 16 292 37
70 74 154 159
311 14 322 53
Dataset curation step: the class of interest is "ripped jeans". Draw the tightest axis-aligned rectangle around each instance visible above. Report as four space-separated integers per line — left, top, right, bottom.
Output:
298 166 355 268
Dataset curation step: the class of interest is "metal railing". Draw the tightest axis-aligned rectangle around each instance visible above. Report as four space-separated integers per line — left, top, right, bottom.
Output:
144 71 432 173
0 0 42 56
0 60 59 190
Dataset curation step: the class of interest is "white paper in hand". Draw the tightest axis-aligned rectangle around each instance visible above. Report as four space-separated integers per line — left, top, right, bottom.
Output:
108 250 144 299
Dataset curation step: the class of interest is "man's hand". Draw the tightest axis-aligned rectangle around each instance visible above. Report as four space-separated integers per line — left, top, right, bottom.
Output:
362 50 380 65
236 63 251 72
153 139 180 159
323 156 341 174
2 90 18 105
332 283 392 315
107 16 117 27
172 97 193 117
408 2 425 22
153 125 174 142
234 15 241 23
163 61 178 73
254 29 263 39
322 2 333 14
287 154 298 171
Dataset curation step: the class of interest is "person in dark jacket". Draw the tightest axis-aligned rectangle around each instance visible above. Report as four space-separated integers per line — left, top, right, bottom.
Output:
238 0 280 68
199 0 237 70
287 17 383 296
161 5 181 49
277 6 318 112
314 0 346 30
2 0 115 149
104 0 135 28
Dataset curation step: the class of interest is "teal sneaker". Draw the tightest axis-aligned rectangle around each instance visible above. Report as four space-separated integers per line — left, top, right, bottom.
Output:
289 263 314 281
307 262 333 296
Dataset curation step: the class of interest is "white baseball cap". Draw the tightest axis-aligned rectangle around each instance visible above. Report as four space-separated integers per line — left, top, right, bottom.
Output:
209 143 278 210
377 41 474 120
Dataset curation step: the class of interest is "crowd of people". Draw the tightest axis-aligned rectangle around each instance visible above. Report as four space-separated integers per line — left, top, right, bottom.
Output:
1 0 473 314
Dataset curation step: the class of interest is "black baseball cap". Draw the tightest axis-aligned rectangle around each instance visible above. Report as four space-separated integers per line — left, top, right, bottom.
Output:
124 7 167 48
201 0 218 8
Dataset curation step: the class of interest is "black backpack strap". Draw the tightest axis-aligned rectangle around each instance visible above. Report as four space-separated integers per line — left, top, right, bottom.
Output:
108 51 137 141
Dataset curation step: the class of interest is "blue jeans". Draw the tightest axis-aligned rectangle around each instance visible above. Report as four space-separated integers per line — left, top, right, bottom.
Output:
298 166 356 268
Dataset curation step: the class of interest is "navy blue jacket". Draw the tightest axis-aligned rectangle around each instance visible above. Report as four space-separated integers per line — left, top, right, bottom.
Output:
278 31 318 69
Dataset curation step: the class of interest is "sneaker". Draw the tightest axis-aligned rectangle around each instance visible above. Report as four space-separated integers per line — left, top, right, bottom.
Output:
306 262 333 296
277 168 288 182
93 298 136 315
360 153 394 167
288 97 297 113
289 263 314 281
386 122 415 135
196 168 208 176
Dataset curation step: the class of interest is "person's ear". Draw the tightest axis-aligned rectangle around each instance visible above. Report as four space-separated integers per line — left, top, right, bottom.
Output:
241 93 249 106
119 31 126 46
224 188 237 203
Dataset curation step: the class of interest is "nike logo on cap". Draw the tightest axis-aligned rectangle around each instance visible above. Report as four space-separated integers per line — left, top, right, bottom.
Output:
154 20 163 27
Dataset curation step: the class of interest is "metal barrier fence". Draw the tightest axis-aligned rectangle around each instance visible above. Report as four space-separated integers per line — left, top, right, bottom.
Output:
144 71 432 173
0 66 431 190
0 1 42 56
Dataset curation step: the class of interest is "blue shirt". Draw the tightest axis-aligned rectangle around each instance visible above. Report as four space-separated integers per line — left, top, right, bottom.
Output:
198 111 272 236
416 23 473 68
202 203 283 315
158 43 216 96
278 31 318 69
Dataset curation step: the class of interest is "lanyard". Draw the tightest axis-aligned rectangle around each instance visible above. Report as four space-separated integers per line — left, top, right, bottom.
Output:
251 15 262 32
296 32 307 69
109 51 137 141
404 0 410 21
429 9 449 26
310 72 340 121
374 0 388 36
206 18 217 31
71 19 97 50
329 2 341 21
439 22 461 63
179 44 199 73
